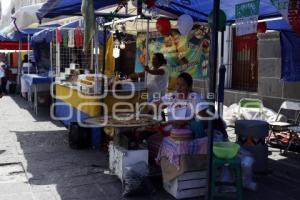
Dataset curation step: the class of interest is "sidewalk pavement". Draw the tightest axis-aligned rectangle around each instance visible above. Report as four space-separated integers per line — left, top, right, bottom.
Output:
0 95 300 200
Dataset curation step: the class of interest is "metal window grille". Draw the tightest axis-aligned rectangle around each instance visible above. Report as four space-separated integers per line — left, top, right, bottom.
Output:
52 30 95 76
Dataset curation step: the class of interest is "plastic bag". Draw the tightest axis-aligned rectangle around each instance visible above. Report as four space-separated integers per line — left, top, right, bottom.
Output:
122 162 155 197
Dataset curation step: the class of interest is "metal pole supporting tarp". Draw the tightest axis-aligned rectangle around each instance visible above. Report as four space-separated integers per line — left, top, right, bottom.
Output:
17 40 22 88
100 26 107 115
27 34 30 74
55 37 60 82
50 42 53 76
218 64 226 117
101 28 106 77
217 31 226 117
207 0 220 199
145 19 150 88
94 29 99 95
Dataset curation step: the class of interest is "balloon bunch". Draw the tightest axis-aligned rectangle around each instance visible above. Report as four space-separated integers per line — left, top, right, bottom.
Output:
156 14 195 36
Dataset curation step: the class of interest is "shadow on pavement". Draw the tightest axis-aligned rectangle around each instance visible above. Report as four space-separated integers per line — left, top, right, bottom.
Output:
14 130 176 200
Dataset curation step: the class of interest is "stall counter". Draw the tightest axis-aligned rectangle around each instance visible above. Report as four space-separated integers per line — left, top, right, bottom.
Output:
54 83 147 124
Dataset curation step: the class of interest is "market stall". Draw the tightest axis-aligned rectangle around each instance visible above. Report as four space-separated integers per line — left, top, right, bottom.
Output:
34 0 298 199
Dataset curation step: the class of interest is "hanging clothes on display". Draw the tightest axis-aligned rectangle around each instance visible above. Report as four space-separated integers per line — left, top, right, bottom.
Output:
75 28 83 48
68 29 75 48
62 30 68 48
104 35 115 76
56 29 62 44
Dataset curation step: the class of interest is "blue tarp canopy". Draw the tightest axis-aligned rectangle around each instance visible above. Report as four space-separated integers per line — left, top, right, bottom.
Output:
32 20 110 45
38 0 282 22
31 29 54 43
0 33 9 41
37 0 119 20
37 0 290 30
157 0 290 30
31 21 80 44
156 0 281 22
4 28 44 42
32 20 82 44
267 19 291 31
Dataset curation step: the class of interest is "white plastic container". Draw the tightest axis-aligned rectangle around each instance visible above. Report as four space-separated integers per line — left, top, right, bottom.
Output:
108 142 148 181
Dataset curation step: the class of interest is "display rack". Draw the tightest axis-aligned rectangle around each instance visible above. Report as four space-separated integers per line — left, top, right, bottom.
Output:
52 29 95 80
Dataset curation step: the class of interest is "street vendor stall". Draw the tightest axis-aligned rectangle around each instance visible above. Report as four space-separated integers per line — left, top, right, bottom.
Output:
34 0 298 199
54 80 146 125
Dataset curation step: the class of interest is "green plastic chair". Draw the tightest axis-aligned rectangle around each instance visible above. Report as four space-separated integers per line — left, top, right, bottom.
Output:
239 98 263 109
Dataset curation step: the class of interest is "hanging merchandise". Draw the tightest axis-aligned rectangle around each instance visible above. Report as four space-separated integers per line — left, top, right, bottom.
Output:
62 30 68 48
208 9 227 32
288 0 300 36
75 28 83 48
177 14 194 36
257 22 267 33
105 35 116 76
56 29 62 44
68 29 75 48
235 0 260 36
156 17 171 36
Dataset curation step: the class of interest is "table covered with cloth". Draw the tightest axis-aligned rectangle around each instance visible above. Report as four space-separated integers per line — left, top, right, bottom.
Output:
22 74 52 85
21 74 53 115
21 74 52 95
156 136 208 170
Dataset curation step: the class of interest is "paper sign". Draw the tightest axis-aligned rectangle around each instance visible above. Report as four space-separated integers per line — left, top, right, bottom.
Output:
235 0 260 36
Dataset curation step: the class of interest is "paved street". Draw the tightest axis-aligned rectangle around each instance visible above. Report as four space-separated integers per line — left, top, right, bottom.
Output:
0 95 300 200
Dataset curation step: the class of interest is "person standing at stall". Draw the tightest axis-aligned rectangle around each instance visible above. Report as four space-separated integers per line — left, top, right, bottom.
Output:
131 52 169 102
145 53 169 101
20 54 33 98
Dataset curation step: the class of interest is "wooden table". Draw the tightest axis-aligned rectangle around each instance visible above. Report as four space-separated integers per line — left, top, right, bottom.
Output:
85 113 160 145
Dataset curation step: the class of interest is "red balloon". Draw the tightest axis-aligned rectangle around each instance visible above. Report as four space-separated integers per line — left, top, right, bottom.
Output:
257 22 267 33
156 17 171 36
